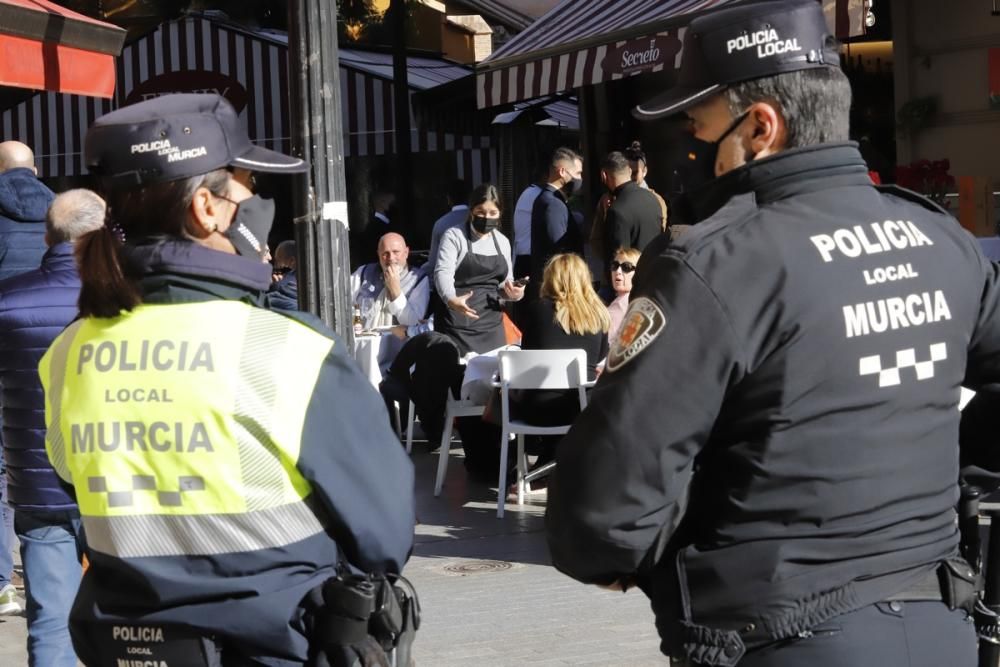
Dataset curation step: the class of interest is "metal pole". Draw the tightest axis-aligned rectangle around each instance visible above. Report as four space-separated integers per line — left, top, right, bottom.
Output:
390 0 413 235
287 0 354 341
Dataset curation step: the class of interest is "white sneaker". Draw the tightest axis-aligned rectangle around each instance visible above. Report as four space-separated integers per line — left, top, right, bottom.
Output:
0 583 21 615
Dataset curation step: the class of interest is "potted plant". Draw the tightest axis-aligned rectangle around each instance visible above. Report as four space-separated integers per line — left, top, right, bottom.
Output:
894 159 956 208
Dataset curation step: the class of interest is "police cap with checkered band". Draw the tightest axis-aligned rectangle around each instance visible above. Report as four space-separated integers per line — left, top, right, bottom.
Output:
633 0 841 120
84 93 307 187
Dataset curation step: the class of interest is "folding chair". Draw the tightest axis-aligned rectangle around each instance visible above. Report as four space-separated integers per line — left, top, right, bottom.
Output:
433 394 486 496
495 349 592 518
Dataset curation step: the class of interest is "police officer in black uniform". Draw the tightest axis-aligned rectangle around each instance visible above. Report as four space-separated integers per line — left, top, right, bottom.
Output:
545 2 995 665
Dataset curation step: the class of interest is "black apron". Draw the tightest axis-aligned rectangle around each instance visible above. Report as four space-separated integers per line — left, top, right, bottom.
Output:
434 224 508 356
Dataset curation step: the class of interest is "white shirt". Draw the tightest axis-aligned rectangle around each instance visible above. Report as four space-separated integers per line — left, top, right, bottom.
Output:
513 184 542 257
349 264 430 332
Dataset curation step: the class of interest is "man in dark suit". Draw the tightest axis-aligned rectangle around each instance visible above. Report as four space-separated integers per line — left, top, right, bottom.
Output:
529 147 584 294
600 151 664 272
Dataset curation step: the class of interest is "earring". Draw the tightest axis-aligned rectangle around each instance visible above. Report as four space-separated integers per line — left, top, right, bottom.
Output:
209 223 218 233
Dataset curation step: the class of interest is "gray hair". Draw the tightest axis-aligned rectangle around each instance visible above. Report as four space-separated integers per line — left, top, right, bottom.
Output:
46 189 106 243
723 67 852 149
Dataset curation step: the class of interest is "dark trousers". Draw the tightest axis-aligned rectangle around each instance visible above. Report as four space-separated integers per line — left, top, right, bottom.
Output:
383 332 462 446
723 601 976 667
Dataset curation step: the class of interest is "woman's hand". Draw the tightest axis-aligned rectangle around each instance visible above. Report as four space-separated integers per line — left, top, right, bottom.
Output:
502 280 525 301
448 292 479 319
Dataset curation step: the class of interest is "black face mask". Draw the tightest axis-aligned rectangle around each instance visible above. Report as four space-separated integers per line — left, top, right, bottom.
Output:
471 215 500 234
698 110 751 184
225 195 276 259
564 176 583 198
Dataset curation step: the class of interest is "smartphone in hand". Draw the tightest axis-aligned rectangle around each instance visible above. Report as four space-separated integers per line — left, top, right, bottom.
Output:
512 276 531 287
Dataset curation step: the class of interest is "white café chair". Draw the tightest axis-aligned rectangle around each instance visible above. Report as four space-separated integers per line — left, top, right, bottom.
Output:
405 400 416 453
392 400 417 454
495 348 592 518
433 394 486 496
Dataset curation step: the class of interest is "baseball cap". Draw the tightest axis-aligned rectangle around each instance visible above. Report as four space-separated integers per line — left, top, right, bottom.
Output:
633 0 841 120
85 93 307 186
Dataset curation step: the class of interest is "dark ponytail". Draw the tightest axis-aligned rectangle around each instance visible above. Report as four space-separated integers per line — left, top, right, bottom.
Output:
76 224 141 318
77 169 230 318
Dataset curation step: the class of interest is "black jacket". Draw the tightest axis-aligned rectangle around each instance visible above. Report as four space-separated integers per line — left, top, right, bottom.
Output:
0 243 81 510
546 143 1000 661
266 269 299 311
603 181 663 268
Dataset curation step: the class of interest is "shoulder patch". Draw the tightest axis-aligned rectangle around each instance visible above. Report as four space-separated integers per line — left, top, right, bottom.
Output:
607 297 667 373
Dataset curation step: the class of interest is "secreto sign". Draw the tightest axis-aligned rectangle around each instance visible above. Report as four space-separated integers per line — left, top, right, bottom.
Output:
601 34 681 77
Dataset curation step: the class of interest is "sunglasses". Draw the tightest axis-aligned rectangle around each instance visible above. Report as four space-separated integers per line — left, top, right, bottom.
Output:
273 266 293 276
610 261 636 273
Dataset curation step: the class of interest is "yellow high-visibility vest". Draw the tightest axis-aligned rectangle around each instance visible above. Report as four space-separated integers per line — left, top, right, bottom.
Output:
39 301 334 559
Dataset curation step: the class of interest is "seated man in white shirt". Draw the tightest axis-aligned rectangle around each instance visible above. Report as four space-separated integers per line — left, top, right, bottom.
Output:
350 232 431 370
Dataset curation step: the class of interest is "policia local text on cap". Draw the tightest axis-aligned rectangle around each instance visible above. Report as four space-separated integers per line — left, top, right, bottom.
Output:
546 2 998 666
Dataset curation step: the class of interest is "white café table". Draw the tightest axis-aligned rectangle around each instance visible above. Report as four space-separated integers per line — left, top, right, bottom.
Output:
352 331 393 389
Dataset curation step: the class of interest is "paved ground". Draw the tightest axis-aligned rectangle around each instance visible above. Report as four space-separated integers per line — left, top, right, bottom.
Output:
407 443 664 665
0 440 665 665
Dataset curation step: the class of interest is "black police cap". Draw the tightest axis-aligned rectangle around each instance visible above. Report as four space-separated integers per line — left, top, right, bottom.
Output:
85 93 307 187
634 0 841 120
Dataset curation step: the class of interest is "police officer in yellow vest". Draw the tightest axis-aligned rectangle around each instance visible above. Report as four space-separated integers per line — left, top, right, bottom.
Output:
39 94 415 666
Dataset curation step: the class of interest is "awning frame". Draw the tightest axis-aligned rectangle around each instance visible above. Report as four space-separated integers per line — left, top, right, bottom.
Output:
480 8 715 74
476 3 727 109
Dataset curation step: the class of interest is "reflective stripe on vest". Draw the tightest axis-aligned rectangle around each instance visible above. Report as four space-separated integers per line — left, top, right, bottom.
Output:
39 301 333 558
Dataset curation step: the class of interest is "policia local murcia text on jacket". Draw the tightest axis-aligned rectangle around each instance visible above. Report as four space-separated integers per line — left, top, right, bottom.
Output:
39 94 416 666
546 2 995 666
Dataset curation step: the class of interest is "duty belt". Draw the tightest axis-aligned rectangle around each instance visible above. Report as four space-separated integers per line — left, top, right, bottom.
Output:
676 559 979 667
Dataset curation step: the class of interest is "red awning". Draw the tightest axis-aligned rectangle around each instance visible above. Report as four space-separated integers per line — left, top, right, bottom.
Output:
0 0 126 98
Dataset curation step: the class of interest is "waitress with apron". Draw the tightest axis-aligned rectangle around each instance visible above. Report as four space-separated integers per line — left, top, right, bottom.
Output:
434 183 524 356
432 183 525 479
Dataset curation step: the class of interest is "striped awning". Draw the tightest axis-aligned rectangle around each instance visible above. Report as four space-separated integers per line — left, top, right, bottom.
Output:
1 15 498 185
476 0 735 109
449 0 535 31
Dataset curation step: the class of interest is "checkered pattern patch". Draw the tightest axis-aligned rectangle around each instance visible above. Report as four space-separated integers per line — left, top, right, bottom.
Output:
859 343 947 388
87 474 206 508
